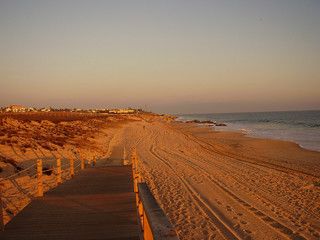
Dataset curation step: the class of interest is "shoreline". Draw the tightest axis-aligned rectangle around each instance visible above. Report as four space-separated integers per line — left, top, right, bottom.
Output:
176 116 320 153
175 121 320 176
213 125 320 154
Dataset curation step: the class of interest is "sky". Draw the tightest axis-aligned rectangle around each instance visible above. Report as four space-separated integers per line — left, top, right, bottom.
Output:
0 0 319 114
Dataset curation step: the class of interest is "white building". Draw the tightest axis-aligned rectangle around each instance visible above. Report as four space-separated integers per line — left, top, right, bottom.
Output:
109 109 136 114
5 105 27 112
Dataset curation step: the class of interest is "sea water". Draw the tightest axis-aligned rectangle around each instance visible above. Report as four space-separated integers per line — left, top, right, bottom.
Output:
178 111 320 152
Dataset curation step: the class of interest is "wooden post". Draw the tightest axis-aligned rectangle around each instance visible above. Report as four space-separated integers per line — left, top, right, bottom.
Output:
131 154 136 174
37 159 43 197
138 197 144 231
143 212 153 240
56 158 62 184
135 155 139 170
134 173 140 193
139 174 143 183
70 158 74 177
131 149 136 167
81 157 85 170
123 147 130 165
0 184 4 231
137 178 144 230
123 147 127 160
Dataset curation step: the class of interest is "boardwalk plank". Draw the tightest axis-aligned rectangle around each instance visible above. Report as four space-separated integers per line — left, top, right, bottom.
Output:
1 166 139 240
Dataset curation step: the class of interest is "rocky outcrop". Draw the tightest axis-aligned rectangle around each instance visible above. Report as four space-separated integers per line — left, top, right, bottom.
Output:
186 119 227 126
215 123 227 126
186 120 214 124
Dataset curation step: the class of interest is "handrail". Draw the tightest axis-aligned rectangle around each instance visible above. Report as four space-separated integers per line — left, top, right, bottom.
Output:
131 150 179 240
138 183 179 240
0 153 94 230
0 163 37 182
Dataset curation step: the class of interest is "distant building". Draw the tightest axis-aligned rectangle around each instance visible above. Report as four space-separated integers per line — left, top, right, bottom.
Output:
27 107 37 112
39 107 52 112
95 109 109 113
4 105 27 113
109 109 136 114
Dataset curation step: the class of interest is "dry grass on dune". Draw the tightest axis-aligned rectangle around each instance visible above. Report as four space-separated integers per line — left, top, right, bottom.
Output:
0 112 138 175
0 112 109 123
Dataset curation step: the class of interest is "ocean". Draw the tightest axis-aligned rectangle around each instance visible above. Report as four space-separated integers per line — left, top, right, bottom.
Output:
178 110 320 152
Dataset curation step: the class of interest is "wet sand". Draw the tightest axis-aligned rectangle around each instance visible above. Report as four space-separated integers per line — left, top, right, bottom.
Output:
1 113 320 239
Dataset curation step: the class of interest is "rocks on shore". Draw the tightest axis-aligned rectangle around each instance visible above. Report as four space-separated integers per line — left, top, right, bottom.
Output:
215 123 227 126
186 119 227 127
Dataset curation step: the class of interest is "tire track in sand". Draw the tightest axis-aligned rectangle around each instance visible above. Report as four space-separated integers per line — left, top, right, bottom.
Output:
138 128 223 239
157 147 307 240
149 141 244 240
159 141 320 239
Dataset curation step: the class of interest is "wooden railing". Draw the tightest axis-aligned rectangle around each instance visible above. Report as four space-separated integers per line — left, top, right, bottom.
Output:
0 153 96 230
1 147 179 239
131 150 179 240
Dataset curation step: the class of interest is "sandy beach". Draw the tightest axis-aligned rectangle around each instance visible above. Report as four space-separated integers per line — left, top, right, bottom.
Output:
1 113 320 239
2 1 319 239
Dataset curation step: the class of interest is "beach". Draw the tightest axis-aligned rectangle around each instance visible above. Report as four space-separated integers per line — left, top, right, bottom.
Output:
1 113 320 239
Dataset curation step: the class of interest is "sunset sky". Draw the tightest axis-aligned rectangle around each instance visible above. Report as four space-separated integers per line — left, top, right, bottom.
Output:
1 0 319 113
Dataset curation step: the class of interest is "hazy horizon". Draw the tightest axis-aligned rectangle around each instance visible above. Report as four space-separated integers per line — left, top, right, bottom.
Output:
1 0 319 114
1 102 319 115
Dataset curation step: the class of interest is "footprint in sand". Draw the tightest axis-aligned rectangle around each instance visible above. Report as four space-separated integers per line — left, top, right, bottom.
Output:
254 211 264 217
226 205 233 212
300 220 307 225
209 233 216 240
202 229 209 235
200 222 207 228
262 216 273 222
233 223 241 229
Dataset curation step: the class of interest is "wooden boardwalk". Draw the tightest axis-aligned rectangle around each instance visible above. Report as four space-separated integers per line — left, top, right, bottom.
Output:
0 166 140 240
